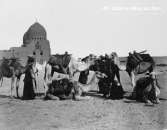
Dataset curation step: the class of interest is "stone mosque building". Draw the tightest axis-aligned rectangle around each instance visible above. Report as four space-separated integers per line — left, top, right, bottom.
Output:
0 22 51 65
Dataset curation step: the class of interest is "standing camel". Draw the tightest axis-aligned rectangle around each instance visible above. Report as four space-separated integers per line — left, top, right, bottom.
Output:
0 57 37 98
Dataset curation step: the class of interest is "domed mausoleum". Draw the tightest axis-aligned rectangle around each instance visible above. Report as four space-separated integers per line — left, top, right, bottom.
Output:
0 22 51 65
23 22 47 46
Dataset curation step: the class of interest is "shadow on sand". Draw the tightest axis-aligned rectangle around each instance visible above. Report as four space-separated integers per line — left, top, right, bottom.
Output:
123 94 167 106
83 90 105 99
84 90 125 100
0 94 12 99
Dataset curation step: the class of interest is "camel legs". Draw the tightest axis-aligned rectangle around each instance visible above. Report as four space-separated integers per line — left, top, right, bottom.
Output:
11 77 20 98
127 70 136 88
43 80 52 97
128 71 137 99
43 81 48 97
16 78 20 98
11 77 15 97
130 71 136 89
115 69 121 86
0 77 3 87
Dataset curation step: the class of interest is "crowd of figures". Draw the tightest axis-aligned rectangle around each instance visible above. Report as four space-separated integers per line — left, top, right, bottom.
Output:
0 51 161 105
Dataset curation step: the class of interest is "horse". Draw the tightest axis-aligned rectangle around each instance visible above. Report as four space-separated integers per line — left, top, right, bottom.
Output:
0 57 38 98
126 51 155 88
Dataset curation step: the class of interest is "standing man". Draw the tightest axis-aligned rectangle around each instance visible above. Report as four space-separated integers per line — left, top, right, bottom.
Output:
22 55 36 100
110 52 121 85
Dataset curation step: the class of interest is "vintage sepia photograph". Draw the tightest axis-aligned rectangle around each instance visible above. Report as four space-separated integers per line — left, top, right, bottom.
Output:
0 0 166 130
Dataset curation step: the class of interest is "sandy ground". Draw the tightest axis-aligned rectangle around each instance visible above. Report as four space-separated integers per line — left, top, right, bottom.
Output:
0 66 167 130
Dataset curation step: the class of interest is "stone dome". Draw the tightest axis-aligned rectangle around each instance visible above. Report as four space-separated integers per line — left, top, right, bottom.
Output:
23 22 47 45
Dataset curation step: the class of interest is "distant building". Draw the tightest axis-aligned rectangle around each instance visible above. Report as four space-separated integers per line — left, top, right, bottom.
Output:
0 22 51 65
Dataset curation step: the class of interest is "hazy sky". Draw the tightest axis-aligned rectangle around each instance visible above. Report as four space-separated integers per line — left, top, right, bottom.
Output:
0 0 166 57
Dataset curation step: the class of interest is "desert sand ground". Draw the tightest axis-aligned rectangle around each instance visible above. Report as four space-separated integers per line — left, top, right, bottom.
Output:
0 62 167 130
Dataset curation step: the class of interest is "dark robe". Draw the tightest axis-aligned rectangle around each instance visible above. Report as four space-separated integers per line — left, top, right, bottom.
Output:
78 70 89 84
22 64 36 100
